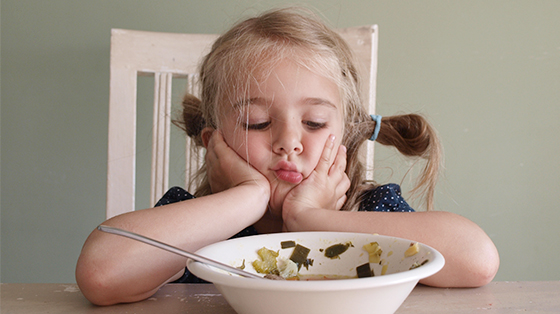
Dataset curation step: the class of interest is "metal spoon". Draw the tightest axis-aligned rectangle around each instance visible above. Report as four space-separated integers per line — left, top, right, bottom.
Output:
97 225 264 279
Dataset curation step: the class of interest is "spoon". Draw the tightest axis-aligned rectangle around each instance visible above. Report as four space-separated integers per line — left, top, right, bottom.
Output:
97 225 264 279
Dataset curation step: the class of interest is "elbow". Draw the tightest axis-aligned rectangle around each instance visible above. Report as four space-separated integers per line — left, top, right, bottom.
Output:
76 253 161 306
451 236 501 288
75 257 119 306
75 253 147 306
421 241 500 288
448 214 500 287
421 226 500 288
467 239 500 287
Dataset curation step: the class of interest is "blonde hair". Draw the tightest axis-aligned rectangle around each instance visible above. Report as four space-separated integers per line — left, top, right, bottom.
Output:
174 7 442 211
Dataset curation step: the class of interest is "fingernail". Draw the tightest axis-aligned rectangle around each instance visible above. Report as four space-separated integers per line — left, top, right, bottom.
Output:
341 145 347 153
329 134 335 142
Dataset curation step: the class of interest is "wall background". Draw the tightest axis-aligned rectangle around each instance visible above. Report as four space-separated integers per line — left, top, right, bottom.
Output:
2 0 559 283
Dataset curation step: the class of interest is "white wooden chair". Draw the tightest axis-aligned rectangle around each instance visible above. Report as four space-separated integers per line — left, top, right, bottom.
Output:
106 26 378 219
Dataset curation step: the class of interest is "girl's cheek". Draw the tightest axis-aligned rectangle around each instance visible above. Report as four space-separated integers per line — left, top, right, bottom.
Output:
227 131 257 163
220 131 249 162
242 139 262 164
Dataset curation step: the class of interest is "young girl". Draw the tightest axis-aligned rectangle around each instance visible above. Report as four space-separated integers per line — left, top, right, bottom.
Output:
76 7 499 305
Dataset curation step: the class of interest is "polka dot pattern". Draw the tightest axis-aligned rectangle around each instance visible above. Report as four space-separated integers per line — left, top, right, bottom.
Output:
358 183 415 213
154 186 195 206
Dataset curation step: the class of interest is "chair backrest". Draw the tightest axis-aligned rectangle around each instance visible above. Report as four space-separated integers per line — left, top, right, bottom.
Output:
106 26 378 219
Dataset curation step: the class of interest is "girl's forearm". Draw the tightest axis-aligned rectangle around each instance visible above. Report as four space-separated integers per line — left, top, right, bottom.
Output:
283 209 499 288
76 184 269 306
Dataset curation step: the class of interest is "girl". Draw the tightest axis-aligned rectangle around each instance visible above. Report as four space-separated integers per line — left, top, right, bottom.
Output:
76 7 499 305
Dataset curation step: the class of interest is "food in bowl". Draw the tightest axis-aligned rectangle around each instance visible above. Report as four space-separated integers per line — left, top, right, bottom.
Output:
250 239 427 280
187 232 444 314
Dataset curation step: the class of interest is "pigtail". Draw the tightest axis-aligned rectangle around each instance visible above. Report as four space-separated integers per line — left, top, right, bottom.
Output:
376 114 437 158
172 93 206 147
374 114 442 211
172 93 214 197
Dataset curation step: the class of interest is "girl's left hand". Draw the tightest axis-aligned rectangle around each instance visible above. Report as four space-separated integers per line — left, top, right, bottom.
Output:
282 135 351 228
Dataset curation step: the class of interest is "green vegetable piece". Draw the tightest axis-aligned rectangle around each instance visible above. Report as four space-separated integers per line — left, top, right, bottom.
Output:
238 259 245 270
356 263 374 278
303 258 314 270
289 244 311 270
281 240 296 249
324 242 351 259
252 247 279 274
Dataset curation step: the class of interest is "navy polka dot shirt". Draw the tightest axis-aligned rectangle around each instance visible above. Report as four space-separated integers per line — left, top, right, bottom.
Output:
155 183 414 283
358 183 414 212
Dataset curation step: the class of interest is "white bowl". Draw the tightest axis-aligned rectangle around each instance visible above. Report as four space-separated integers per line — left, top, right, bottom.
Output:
187 232 444 314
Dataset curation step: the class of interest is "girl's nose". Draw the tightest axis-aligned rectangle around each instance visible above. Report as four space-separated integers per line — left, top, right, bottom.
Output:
272 122 303 155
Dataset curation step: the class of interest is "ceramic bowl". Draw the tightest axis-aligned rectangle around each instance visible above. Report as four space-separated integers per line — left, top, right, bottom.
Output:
187 232 444 314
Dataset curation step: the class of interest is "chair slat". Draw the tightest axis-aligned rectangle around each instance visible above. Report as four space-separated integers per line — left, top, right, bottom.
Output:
150 72 172 205
107 67 138 218
184 74 205 192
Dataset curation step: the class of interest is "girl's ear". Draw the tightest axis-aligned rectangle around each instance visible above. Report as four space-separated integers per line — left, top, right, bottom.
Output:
201 127 215 148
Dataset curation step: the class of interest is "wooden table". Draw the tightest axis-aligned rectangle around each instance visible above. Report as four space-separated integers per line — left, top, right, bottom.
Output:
2 281 559 313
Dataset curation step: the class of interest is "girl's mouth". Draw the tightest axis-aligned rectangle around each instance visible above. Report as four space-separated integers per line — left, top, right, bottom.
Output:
272 160 303 184
274 169 303 184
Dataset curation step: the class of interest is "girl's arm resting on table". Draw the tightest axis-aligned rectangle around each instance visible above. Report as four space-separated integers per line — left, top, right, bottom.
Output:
282 209 499 288
77 129 270 306
282 135 498 287
75 184 269 306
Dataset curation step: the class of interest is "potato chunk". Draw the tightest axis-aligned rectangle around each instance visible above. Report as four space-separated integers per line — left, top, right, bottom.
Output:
363 242 382 264
404 242 420 257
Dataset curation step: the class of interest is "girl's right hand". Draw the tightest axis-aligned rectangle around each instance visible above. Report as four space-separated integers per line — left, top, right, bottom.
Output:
204 129 270 195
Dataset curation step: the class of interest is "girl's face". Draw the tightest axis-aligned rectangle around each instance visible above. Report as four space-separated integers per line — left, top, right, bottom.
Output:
221 59 344 217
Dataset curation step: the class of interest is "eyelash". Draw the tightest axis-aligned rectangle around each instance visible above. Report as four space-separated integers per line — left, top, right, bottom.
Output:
243 122 270 130
304 121 327 130
242 121 327 131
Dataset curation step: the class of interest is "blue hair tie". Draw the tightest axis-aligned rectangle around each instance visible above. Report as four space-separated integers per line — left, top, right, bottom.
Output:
369 114 382 141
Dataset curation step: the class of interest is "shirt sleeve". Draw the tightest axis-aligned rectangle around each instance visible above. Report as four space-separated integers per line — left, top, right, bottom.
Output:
154 186 195 207
359 183 415 212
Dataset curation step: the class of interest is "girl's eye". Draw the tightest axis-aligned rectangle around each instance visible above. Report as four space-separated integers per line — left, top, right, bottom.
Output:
243 121 271 130
304 121 327 130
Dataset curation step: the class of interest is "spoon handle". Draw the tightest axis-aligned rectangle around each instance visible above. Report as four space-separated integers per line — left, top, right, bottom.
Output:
97 225 262 279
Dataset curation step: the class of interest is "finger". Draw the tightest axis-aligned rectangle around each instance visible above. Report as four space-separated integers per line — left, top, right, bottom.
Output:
335 194 347 211
335 173 351 197
329 145 347 176
315 134 336 174
339 174 351 195
333 174 351 210
210 129 225 147
205 129 220 151
208 130 231 159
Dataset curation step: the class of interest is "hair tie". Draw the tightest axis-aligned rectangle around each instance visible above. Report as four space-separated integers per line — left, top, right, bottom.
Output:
369 114 382 141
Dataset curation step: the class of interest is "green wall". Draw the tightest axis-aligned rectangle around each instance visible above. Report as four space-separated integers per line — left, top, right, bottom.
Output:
2 0 559 283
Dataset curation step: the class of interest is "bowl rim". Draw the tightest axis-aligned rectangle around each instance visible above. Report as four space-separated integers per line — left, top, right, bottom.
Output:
187 231 445 291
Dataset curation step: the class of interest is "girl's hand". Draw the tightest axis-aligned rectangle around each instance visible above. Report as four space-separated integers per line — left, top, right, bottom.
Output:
204 130 270 195
282 135 351 228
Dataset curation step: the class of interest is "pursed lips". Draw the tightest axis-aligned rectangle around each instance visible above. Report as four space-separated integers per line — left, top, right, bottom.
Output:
272 160 303 184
